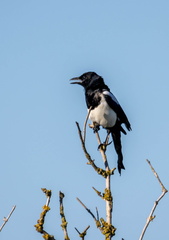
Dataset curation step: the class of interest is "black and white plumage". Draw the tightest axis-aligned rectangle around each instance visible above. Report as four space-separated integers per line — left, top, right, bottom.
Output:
70 72 131 174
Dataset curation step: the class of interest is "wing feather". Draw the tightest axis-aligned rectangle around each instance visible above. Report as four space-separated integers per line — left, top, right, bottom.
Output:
103 90 131 131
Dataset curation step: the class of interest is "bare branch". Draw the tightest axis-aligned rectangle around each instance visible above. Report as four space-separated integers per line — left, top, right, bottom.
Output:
34 188 55 240
75 225 90 240
76 121 115 239
76 197 102 233
95 130 110 171
76 122 113 178
146 159 167 193
94 130 113 228
0 205 16 232
83 107 92 143
92 186 103 198
139 160 168 240
42 188 52 206
59 191 70 240
76 197 116 239
76 197 97 222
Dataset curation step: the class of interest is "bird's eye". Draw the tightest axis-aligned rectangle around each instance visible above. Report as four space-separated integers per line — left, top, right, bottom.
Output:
82 76 86 80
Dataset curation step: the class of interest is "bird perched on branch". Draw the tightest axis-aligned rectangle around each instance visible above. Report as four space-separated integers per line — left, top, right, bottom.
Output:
70 72 131 174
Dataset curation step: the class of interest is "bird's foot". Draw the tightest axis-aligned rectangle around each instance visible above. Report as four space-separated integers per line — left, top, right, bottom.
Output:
89 124 100 133
98 140 112 151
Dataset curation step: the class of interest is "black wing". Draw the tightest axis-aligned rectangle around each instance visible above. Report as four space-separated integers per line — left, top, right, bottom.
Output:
103 90 131 131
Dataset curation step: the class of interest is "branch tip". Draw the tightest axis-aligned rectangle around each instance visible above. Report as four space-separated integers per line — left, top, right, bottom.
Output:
139 160 168 240
34 189 55 239
0 205 16 232
59 192 70 240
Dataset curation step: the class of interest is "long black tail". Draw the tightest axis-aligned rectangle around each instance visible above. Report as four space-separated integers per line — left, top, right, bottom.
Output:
111 127 125 175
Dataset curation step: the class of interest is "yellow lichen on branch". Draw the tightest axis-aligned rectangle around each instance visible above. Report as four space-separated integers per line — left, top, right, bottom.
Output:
59 191 70 240
75 225 90 240
100 218 116 239
93 187 113 202
34 188 55 240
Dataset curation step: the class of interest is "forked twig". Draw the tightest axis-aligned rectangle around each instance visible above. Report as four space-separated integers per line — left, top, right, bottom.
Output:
77 193 116 239
139 160 168 240
0 205 16 232
76 122 112 178
75 225 90 239
76 121 115 239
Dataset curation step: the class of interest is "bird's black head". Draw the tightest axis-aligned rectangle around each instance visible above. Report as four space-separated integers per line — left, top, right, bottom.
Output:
70 72 105 90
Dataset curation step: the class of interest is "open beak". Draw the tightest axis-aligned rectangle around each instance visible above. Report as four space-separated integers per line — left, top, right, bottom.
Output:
70 77 82 85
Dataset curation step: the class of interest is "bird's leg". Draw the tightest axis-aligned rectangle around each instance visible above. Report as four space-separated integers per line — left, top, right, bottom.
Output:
98 130 112 151
104 130 111 145
89 122 100 133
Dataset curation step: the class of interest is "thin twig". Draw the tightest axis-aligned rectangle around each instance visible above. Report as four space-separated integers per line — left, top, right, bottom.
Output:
75 227 80 235
95 130 110 171
96 207 99 221
76 197 116 239
105 130 111 146
0 205 16 232
139 160 168 240
59 191 70 240
146 159 167 192
76 198 97 221
92 186 102 198
83 107 92 143
75 225 90 239
76 122 110 178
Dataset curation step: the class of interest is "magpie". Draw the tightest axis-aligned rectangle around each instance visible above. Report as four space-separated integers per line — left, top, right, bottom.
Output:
70 72 131 174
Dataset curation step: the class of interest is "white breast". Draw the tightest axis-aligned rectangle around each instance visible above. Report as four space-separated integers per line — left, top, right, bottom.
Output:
89 95 117 128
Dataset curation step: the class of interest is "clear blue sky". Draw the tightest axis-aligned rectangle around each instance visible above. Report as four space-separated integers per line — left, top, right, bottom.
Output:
0 0 169 239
